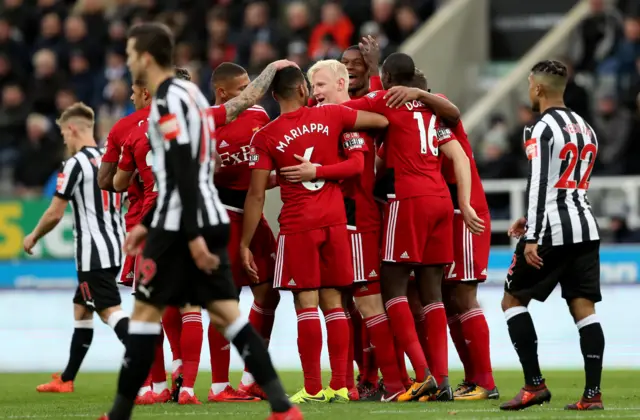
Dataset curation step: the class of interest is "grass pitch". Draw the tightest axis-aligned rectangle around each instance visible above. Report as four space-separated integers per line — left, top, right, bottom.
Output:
1 370 638 419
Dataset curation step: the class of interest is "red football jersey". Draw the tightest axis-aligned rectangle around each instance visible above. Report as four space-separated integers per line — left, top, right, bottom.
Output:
342 131 380 232
103 106 149 229
345 91 456 200
439 118 489 214
249 104 364 234
119 121 158 221
214 105 270 192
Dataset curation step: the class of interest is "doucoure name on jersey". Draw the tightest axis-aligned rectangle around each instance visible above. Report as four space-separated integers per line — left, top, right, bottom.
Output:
276 123 330 152
403 100 427 111
219 145 251 167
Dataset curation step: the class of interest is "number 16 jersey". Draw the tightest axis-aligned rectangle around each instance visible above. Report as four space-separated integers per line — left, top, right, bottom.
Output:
249 104 366 234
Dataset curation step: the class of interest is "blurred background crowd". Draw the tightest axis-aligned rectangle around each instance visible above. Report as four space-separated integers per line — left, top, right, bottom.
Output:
0 0 436 198
1 0 640 236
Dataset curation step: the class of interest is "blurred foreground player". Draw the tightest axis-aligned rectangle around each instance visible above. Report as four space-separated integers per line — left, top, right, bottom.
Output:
112 68 195 405
207 62 280 402
384 80 498 401
242 66 388 403
100 22 301 420
500 60 603 411
304 59 405 402
26 103 129 393
344 53 485 402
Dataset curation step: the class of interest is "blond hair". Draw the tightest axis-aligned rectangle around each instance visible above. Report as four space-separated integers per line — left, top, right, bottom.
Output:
307 59 349 85
56 102 95 127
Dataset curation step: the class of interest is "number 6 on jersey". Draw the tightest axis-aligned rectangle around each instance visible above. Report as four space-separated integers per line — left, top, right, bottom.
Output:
301 146 325 191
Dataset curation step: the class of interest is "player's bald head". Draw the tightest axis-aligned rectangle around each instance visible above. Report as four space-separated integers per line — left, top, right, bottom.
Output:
381 52 415 88
530 60 568 94
271 66 307 101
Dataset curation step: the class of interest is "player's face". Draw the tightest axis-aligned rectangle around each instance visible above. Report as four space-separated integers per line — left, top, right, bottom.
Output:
130 84 147 110
311 67 344 104
126 38 146 82
341 49 367 92
528 73 541 112
218 73 251 102
59 122 75 151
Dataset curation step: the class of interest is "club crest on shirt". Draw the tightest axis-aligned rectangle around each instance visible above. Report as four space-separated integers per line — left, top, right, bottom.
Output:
524 138 537 160
56 172 65 190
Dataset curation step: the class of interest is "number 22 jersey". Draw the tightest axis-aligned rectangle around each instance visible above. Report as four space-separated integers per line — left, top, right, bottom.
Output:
249 104 365 234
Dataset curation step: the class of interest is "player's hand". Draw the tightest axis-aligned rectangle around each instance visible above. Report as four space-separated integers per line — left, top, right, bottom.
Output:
461 205 485 235
123 224 148 256
23 233 38 255
384 86 421 108
508 217 527 239
359 35 380 75
280 154 317 182
524 242 543 269
189 236 220 274
271 59 300 71
240 245 259 282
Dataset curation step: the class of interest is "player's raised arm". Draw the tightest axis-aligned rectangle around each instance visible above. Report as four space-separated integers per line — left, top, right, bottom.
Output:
223 59 298 124
439 124 484 234
523 122 552 243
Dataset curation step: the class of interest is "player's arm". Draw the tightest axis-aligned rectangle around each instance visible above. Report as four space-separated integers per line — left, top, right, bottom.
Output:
223 59 298 124
438 124 484 234
375 145 386 179
98 127 122 191
359 35 382 89
135 146 158 220
160 96 201 241
24 160 80 253
384 88 460 124
523 122 551 243
113 139 136 192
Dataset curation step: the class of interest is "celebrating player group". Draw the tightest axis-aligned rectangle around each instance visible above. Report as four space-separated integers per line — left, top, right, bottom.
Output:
27 18 605 420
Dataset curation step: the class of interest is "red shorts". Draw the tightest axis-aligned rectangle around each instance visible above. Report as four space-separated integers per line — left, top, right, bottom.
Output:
353 281 381 297
382 195 454 265
444 211 491 282
350 229 381 283
118 255 136 286
274 224 353 291
228 211 276 287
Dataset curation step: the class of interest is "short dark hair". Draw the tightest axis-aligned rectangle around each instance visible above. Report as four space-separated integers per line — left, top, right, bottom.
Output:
211 62 247 86
411 68 427 90
127 22 174 69
340 45 362 61
271 67 306 100
174 67 191 81
382 52 415 86
531 60 568 77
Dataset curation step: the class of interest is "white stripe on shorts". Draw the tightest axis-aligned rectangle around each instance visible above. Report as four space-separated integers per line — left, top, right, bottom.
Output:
384 201 399 262
274 235 285 288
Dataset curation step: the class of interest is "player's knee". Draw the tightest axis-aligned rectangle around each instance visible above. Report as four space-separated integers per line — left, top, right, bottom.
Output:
252 283 280 309
180 304 201 314
319 288 343 312
131 300 163 323
567 297 595 322
355 294 384 318
73 303 93 321
501 292 525 312
294 290 319 310
455 283 480 312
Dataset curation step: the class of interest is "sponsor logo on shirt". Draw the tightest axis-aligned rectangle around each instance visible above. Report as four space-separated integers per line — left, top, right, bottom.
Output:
436 127 453 140
525 138 537 160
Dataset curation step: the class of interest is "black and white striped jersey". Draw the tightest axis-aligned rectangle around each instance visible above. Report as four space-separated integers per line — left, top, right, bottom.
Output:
523 107 599 246
55 146 125 271
145 77 229 239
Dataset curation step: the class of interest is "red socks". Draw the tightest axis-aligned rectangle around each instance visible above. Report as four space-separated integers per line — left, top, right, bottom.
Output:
324 308 349 391
151 329 166 383
460 308 495 390
365 313 404 393
249 301 276 345
385 296 429 382
296 308 323 394
448 314 473 383
422 302 448 385
163 306 182 362
208 323 230 384
180 312 203 388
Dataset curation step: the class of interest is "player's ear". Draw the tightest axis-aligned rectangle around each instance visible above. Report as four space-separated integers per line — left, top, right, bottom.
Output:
271 90 278 102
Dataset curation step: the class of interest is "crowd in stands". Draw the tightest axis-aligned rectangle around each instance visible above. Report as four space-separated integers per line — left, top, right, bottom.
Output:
0 0 435 197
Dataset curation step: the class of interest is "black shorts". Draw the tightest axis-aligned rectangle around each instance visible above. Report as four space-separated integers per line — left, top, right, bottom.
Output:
73 266 122 311
134 224 238 308
505 240 601 303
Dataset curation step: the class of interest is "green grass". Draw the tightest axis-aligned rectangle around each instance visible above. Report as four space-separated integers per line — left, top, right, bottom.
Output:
1 371 638 419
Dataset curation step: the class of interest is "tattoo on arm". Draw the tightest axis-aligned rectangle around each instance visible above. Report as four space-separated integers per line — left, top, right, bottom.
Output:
224 64 278 123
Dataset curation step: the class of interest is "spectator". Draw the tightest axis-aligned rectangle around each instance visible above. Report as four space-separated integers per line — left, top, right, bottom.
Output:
29 48 66 117
74 0 108 47
571 0 622 74
0 83 29 165
508 104 536 156
68 50 97 108
14 113 63 197
97 78 131 142
33 12 65 56
360 21 395 58
2 0 34 44
287 40 310 72
286 2 312 44
0 52 25 92
311 33 343 61
54 88 77 117
562 58 592 123
236 1 282 67
615 17 640 95
248 40 278 76
592 90 632 175
107 19 128 53
308 1 354 58
371 0 401 45
396 4 420 42
0 15 29 72
62 14 101 70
